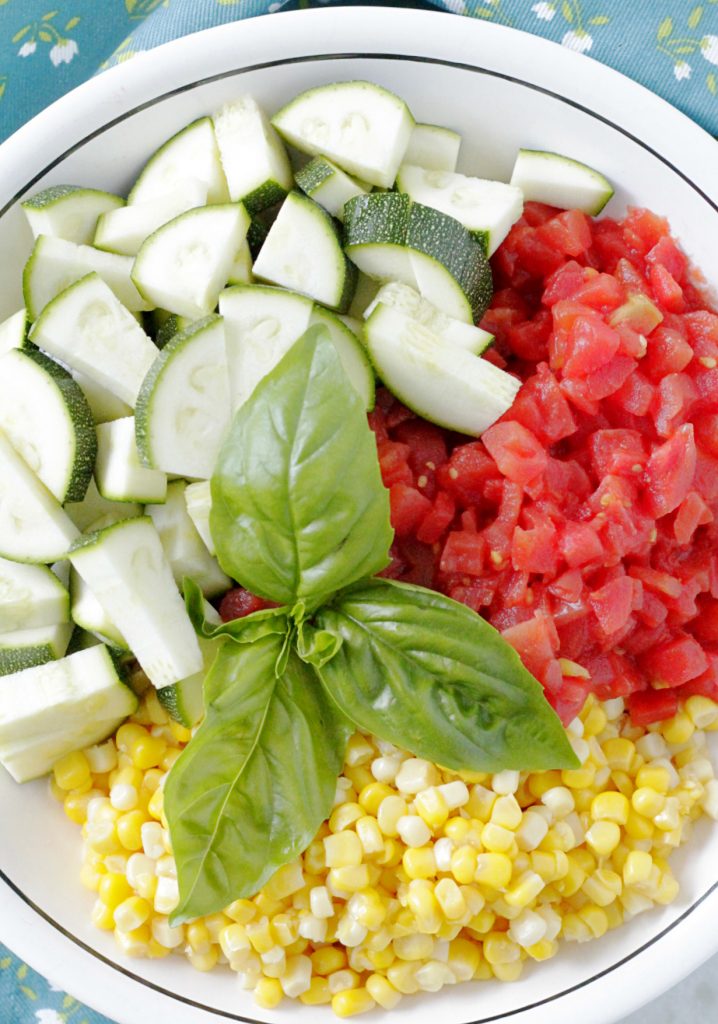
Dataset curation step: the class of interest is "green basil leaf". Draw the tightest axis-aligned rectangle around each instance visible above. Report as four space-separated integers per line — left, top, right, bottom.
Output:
296 619 344 669
164 632 352 923
311 578 578 772
184 576 288 644
210 325 393 609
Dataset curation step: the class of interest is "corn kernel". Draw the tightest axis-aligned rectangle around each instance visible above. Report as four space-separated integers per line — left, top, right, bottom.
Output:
542 787 575 819
188 946 219 972
130 734 166 770
187 921 212 954
395 758 439 795
591 792 630 825
685 695 718 730
465 784 496 821
329 802 363 833
345 733 375 766
377 795 407 837
347 888 386 929
562 766 596 789
631 787 665 818
403 847 437 880
266 861 305 899
91 899 116 930
482 822 515 853
625 808 655 841
330 865 371 893
415 787 450 829
579 904 609 939
300 977 332 1006
484 933 520 965
312 946 347 975
359 782 394 815
328 968 360 994
99 872 132 909
54 751 91 791
354 815 384 855
475 852 512 889
662 712 694 745
505 871 544 908
438 780 470 809
246 917 274 954
387 960 420 995
636 765 671 794
324 831 363 868
623 849 653 886
114 895 150 932
116 723 147 753
585 821 621 857
366 973 402 1010
654 872 680 905
332 988 376 1017
443 817 471 844
147 788 164 821
526 938 559 961
583 868 622 907
116 809 146 851
491 795 523 830
225 898 255 925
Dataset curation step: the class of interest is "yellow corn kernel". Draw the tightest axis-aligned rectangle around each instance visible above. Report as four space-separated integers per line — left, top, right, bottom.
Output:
526 938 559 961
583 705 608 737
330 865 371 893
161 747 182 772
254 976 283 1009
376 838 402 867
624 809 655 841
300 977 332 1006
246 917 274 954
465 785 496 821
147 938 171 959
527 771 562 798
611 771 635 799
64 790 96 825
253 892 284 918
91 899 116 931
604 901 625 930
569 848 596 875
393 933 434 961
226 898 256 925
414 788 450 830
654 872 680 905
685 695 718 730
562 766 596 790
344 765 374 793
355 815 384 856
483 933 521 965
116 723 147 753
481 822 515 853
405 879 441 933
661 712 694 745
269 914 298 947
53 751 91 791
329 802 364 833
99 872 132 909
561 913 592 942
114 895 151 932
168 720 192 744
366 974 402 1010
631 786 665 818
450 845 478 885
332 988 376 1018
185 920 212 954
434 877 467 920
116 809 146 851
466 907 496 936
446 937 481 980
348 888 386 929
443 817 471 844
377 795 408 837
504 871 544 908
579 904 609 939
491 795 523 831
590 792 630 825
387 960 420 995
585 821 621 857
583 868 622 907
623 850 653 887
312 946 347 976
147 788 164 821
129 734 166 770
403 847 437 880
188 946 219 971
474 852 513 890
493 960 524 982
359 782 394 816
265 861 304 899
602 738 635 772
80 861 105 892
324 831 363 868
635 765 671 794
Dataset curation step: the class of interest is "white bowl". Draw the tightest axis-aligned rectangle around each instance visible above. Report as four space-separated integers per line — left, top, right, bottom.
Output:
1 8 718 1024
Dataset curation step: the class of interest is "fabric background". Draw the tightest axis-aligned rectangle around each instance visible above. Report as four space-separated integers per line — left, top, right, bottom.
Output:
1 0 717 1020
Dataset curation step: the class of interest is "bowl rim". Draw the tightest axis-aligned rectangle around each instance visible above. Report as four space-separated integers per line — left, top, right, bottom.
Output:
1 8 717 1024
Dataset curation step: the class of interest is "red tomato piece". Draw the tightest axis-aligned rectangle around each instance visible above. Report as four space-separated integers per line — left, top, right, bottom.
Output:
512 521 558 574
219 589 277 622
416 490 456 544
439 531 486 576
389 483 433 538
482 421 548 487
563 315 621 379
639 633 709 687
590 576 634 635
589 429 646 478
649 263 685 313
643 424 697 518
377 440 413 487
627 688 679 726
559 521 604 568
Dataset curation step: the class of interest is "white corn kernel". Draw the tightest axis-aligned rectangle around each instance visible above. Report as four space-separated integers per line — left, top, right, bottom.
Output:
569 736 590 764
434 836 455 872
110 783 138 812
141 821 166 860
536 905 562 941
395 758 439 794
397 815 432 848
567 718 585 738
328 969 359 995
85 741 118 774
152 915 184 949
371 756 402 783
310 885 334 919
280 955 312 997
154 876 179 914
515 811 549 852
491 770 520 795
702 779 718 820
297 913 327 943
438 780 470 809
636 733 668 760
508 909 548 948
542 787 575 818
126 853 156 891
336 915 367 948
603 698 625 720
415 960 456 992
156 855 177 879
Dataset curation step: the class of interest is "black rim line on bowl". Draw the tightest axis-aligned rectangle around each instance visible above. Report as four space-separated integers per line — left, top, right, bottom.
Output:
0 49 716 1024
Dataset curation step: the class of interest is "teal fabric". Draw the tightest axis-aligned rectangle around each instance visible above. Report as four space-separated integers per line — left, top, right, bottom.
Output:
1 0 717 1020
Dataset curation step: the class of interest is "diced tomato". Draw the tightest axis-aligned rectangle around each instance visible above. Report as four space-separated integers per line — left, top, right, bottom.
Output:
643 424 697 518
506 364 576 444
651 372 697 437
563 315 621 379
377 440 413 487
219 588 277 622
613 371 654 416
393 419 448 476
639 633 709 687
646 236 687 283
590 576 634 636
627 688 679 726
689 595 718 644
482 421 548 487
416 490 455 544
507 311 552 362
589 429 646 477
512 521 558 574
542 261 587 306
501 611 558 679
674 490 713 546
624 207 669 254
439 531 485 576
649 263 685 313
643 326 693 381
572 272 625 312
537 209 593 258
695 412 718 457
437 443 499 507
389 484 433 538
559 522 603 568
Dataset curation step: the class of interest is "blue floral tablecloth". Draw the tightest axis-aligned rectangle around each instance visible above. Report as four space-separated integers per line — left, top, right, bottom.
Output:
1 0 718 1021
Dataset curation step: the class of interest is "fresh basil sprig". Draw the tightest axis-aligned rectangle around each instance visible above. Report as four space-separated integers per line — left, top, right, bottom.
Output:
166 326 577 924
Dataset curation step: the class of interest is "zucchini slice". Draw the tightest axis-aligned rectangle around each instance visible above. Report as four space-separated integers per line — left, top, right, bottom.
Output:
70 568 128 650
23 235 151 320
0 429 79 564
147 480 230 598
344 193 492 323
30 273 159 407
69 517 203 689
510 149 614 215
95 417 167 504
73 371 133 424
0 644 137 782
64 477 142 533
395 164 523 256
0 557 70 632
404 123 461 172
94 179 208 256
0 347 96 504
253 191 356 312
135 315 232 481
131 203 250 320
272 81 414 188
22 185 124 245
310 307 375 409
0 309 29 356
0 622 73 676
213 96 293 213
226 240 253 286
295 156 370 221
365 303 520 437
219 284 314 411
184 480 214 555
128 117 229 206
364 281 493 354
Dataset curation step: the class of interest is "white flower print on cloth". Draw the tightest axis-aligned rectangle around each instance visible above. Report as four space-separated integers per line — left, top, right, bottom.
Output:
35 1011 65 1024
701 35 718 66
562 29 593 53
444 0 468 13
18 41 37 58
49 38 79 65
674 60 692 82
532 2 556 21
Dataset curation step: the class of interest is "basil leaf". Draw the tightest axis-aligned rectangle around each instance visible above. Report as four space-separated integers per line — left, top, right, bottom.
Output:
310 578 578 772
210 325 393 609
184 576 288 644
164 632 352 923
